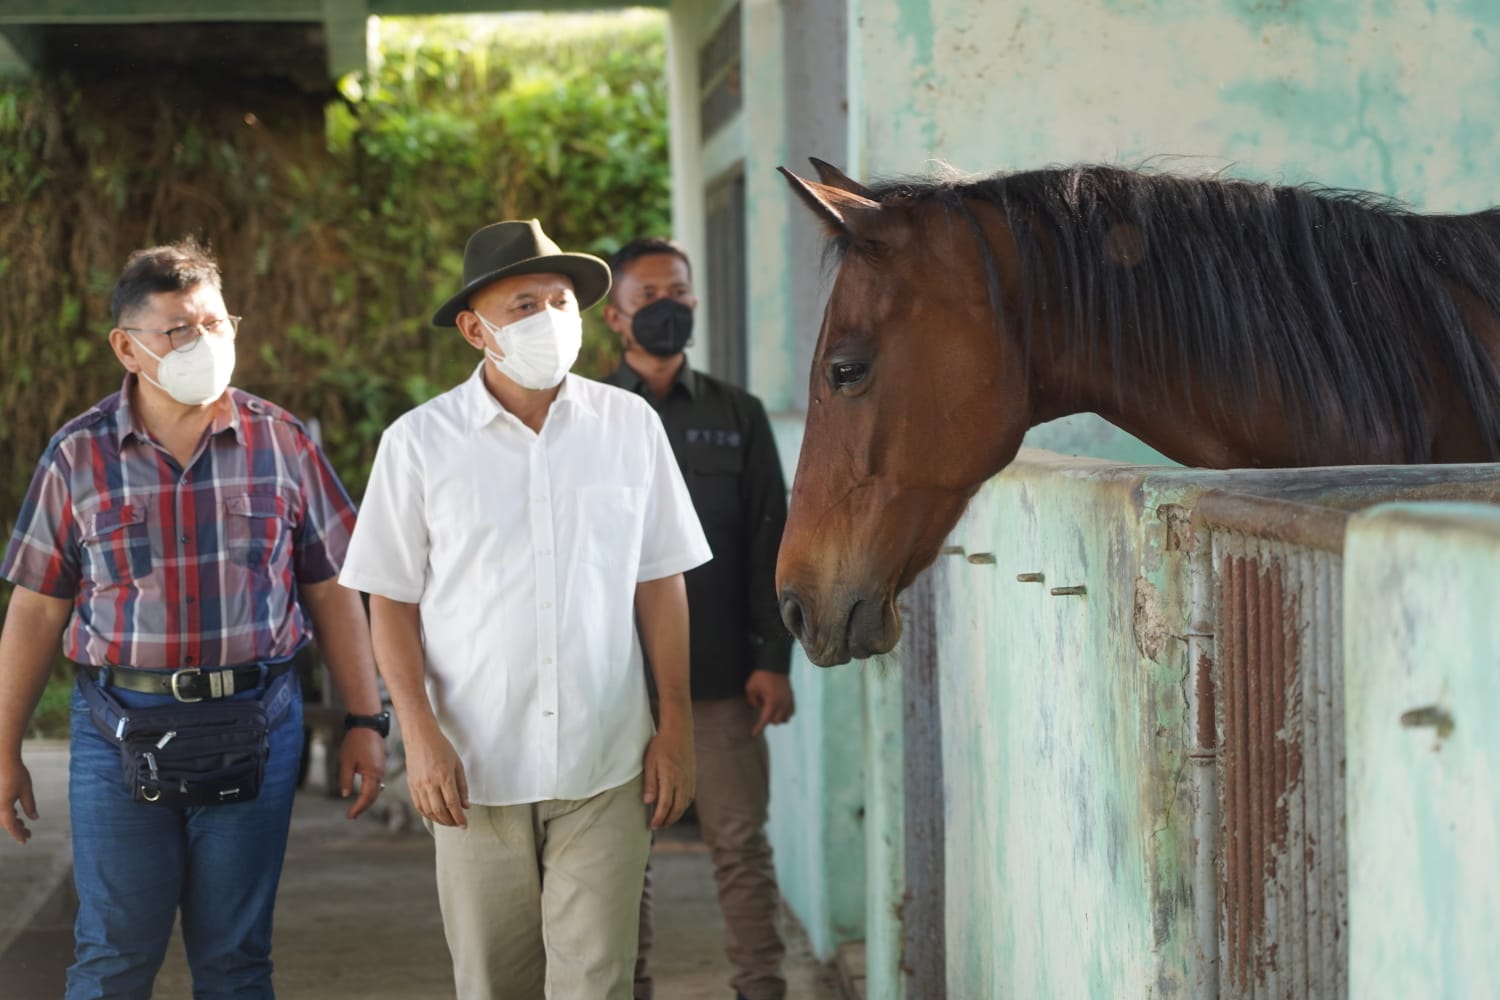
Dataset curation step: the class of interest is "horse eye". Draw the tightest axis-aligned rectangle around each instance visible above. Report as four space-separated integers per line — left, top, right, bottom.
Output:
831 362 868 388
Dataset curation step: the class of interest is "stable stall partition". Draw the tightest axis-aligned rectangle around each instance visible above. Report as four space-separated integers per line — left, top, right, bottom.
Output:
863 451 1500 999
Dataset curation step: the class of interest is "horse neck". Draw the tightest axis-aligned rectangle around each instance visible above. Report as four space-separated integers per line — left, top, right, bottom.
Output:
1028 321 1310 469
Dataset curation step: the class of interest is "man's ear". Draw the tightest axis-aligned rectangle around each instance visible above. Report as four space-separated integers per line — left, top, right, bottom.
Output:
108 328 143 372
602 302 627 336
454 311 487 352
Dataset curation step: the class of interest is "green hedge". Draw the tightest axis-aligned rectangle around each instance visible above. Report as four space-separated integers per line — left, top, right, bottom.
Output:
0 13 672 734
1 12 670 521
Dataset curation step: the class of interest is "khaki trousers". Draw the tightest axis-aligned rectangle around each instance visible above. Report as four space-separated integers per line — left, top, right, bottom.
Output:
433 774 650 1000
635 697 787 1000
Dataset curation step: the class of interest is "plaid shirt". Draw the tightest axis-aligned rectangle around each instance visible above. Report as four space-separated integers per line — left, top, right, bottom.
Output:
1 376 357 669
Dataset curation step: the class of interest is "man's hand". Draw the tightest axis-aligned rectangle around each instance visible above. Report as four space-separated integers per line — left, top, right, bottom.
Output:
642 722 695 830
405 721 470 829
745 670 795 736
0 587 71 846
0 757 38 845
338 728 387 820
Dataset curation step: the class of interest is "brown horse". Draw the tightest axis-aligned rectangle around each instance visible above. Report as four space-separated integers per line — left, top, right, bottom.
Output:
775 158 1500 666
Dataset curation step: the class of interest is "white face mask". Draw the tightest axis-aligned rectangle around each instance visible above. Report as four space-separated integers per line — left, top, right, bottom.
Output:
129 331 236 406
476 307 582 390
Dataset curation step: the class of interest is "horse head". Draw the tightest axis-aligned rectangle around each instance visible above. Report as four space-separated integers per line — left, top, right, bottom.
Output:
774 160 1034 666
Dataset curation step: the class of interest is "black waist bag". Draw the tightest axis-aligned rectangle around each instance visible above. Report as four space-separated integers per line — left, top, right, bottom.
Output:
80 668 293 808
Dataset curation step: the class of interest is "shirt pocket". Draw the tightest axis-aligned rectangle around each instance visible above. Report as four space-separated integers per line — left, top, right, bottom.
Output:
82 504 153 584
682 442 744 529
224 492 292 571
574 485 647 572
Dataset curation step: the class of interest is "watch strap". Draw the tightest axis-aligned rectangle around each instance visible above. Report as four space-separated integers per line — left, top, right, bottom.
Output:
343 710 391 737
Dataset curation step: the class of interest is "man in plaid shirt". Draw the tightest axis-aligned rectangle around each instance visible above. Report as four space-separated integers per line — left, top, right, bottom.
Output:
0 238 386 999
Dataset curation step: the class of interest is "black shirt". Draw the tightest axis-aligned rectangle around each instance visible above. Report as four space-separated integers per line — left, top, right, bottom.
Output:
601 361 792 699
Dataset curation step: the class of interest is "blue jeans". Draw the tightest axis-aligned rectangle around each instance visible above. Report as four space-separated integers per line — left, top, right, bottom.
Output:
66 674 304 1000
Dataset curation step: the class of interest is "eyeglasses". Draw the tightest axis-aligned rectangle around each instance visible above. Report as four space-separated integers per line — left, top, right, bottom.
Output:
122 315 241 353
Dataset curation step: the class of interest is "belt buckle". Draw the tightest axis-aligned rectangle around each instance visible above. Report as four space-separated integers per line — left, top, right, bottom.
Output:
170 668 204 703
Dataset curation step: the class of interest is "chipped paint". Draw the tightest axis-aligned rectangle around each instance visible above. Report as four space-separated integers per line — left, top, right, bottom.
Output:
1345 503 1500 999
894 453 1500 997
698 1 1500 992
849 1 1500 214
1133 576 1172 661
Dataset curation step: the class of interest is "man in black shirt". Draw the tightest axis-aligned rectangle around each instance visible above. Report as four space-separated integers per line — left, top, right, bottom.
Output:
602 238 793 1000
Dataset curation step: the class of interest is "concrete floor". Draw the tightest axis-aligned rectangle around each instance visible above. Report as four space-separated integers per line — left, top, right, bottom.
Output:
0 741 843 999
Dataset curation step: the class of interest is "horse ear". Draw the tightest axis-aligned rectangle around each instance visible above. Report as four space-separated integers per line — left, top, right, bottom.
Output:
778 166 884 240
808 157 876 200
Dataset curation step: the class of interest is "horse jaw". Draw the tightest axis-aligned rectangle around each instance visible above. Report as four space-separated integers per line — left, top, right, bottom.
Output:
778 480 984 667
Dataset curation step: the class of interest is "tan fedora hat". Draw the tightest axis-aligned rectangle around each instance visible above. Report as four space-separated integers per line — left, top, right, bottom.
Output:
432 219 611 327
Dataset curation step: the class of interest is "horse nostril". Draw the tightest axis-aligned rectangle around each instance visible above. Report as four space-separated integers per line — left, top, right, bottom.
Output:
779 590 807 640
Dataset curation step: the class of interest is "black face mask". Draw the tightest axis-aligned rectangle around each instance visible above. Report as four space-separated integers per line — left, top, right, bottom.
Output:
628 297 694 357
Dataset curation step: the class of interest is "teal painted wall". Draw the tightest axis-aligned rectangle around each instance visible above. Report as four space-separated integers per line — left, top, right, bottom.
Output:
929 454 1200 996
904 456 1500 995
1344 504 1500 999
848 0 1500 212
682 0 1500 985
833 4 1500 991
843 0 1500 466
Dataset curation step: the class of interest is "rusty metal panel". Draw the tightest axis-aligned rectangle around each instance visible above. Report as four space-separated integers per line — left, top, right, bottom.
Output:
1212 529 1346 999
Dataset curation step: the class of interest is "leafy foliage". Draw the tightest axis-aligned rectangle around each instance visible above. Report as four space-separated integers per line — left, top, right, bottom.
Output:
0 11 670 520
0 14 672 732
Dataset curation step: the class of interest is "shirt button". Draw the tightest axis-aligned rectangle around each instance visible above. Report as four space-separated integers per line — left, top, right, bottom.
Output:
180 535 190 544
541 601 551 609
544 657 553 665
184 655 194 665
186 595 195 605
539 549 551 557
542 710 555 717
534 496 548 503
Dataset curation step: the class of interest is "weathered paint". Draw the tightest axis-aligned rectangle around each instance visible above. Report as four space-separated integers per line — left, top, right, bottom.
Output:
849 0 1500 213
934 455 1187 998
861 659 906 1000
669 0 1500 989
898 572 945 996
901 455 1500 996
1344 503 1500 1000
819 4 1500 991
841 0 1500 474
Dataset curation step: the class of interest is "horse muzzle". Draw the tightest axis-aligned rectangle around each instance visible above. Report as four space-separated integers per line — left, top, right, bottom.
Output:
779 586 901 667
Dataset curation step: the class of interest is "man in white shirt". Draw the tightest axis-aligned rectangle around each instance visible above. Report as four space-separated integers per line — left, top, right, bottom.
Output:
339 219 711 1000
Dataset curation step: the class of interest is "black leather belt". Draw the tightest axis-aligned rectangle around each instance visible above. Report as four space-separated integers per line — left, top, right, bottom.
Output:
83 661 293 703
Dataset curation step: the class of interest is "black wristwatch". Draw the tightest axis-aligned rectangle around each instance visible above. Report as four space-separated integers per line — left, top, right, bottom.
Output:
344 711 391 738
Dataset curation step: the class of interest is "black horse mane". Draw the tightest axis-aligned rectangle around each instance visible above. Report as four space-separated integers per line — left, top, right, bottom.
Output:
854 165 1500 463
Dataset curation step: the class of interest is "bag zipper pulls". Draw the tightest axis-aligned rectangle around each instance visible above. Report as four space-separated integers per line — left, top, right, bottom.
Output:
144 752 159 781
155 730 177 749
115 716 128 740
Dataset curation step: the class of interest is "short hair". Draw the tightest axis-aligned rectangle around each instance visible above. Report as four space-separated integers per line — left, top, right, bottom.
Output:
110 237 222 325
607 238 692 303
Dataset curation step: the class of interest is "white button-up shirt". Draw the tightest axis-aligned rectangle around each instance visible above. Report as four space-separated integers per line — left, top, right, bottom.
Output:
339 366 711 805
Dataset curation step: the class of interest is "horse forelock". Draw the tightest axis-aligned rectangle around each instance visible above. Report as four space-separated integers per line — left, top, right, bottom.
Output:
834 164 1500 463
